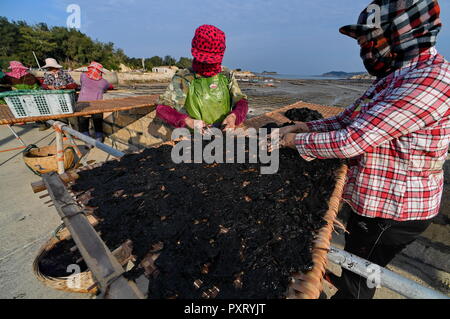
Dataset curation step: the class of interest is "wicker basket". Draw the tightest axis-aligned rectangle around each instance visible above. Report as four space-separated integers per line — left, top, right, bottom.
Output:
0 90 75 118
32 216 99 294
33 215 136 295
23 144 76 175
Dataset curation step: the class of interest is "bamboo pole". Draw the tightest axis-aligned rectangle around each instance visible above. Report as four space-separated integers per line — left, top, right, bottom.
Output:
54 123 65 174
328 246 449 299
47 120 124 159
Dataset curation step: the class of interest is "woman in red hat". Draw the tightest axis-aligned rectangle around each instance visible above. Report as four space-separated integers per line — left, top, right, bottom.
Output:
3 61 40 90
77 61 111 141
156 25 248 132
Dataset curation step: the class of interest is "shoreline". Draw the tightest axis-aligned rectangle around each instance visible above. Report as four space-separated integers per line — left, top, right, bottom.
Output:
104 78 373 114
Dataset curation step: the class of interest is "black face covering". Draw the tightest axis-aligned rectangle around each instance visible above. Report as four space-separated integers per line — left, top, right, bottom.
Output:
341 0 442 78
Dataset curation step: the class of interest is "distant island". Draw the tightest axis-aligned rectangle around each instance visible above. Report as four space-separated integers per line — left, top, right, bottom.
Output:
321 71 366 78
261 71 278 75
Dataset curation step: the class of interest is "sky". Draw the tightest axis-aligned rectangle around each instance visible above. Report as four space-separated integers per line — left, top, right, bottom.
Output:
1 0 449 75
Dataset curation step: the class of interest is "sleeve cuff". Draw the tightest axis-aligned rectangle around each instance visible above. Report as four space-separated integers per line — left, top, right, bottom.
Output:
306 120 325 132
295 133 316 161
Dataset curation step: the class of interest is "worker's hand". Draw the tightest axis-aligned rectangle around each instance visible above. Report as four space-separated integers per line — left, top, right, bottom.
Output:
222 113 237 131
185 117 207 134
280 133 297 150
279 122 309 136
261 130 298 153
265 133 297 152
262 122 308 152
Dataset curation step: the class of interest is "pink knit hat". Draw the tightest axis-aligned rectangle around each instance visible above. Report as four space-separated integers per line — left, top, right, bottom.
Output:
5 61 29 79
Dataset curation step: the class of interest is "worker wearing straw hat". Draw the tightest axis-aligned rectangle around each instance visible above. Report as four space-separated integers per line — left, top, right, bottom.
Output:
274 0 449 299
42 58 77 90
77 61 111 142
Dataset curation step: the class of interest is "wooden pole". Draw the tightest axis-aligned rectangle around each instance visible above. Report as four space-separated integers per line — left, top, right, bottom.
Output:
54 124 65 174
32 51 41 69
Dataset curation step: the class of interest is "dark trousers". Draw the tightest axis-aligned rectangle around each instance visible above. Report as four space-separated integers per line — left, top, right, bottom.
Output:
331 208 432 299
78 114 103 133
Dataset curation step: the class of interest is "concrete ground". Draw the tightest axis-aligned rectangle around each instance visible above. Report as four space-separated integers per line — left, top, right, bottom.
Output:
0 123 110 299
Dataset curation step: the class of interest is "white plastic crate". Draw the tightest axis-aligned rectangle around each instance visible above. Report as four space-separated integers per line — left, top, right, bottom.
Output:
0 90 76 118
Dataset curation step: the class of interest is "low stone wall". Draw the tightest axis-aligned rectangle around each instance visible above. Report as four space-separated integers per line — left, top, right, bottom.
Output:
102 106 173 151
116 72 172 85
31 70 172 86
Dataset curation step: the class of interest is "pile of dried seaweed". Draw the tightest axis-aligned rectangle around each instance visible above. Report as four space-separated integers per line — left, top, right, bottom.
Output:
285 107 323 122
65 108 340 299
38 240 87 278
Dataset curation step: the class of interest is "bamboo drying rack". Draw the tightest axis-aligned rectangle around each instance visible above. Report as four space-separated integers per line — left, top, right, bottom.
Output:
31 101 348 299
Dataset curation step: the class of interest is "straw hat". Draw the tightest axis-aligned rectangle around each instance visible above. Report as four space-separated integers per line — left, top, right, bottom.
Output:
42 58 63 69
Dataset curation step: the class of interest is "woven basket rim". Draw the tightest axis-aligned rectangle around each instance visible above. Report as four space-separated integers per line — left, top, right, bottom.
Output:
32 224 98 294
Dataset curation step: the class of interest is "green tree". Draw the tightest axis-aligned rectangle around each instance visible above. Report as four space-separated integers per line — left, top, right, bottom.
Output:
176 57 192 69
0 17 183 73
18 25 58 66
163 55 176 66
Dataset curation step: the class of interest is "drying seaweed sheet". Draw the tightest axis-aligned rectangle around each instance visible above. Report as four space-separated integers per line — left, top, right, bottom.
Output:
68 109 341 299
285 107 324 122
38 240 87 278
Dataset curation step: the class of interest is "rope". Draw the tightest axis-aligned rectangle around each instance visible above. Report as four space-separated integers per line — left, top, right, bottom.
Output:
22 144 41 176
52 223 66 240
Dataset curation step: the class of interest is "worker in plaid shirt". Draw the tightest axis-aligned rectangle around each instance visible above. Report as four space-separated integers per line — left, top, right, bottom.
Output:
277 0 449 299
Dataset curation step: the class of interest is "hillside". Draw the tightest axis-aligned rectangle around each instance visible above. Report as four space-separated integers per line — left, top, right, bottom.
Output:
0 17 191 71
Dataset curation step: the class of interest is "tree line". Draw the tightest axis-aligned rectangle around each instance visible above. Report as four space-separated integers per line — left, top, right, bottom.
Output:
0 17 192 71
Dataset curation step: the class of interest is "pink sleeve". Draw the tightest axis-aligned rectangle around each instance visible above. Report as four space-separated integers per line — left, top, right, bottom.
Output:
231 99 249 125
156 105 189 128
103 80 110 92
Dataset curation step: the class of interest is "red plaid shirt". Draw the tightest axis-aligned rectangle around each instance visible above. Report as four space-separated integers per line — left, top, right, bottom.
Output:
295 48 450 221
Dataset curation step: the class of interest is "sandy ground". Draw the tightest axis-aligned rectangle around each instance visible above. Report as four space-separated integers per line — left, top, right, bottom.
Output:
0 79 448 299
243 79 373 117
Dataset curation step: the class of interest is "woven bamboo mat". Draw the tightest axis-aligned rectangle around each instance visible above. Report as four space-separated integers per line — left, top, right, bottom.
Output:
244 101 343 129
287 165 347 299
244 101 346 299
0 95 158 125
35 101 347 299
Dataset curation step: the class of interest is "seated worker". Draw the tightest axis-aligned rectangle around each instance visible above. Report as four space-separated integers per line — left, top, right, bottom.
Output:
156 25 248 132
40 58 78 130
3 61 40 90
41 58 78 90
77 61 111 142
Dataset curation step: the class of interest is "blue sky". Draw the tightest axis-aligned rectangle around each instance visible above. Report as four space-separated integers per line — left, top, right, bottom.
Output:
1 0 449 75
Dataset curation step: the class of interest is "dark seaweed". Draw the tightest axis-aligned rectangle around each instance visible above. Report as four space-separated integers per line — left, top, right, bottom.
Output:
38 239 88 278
67 115 340 299
285 108 324 122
